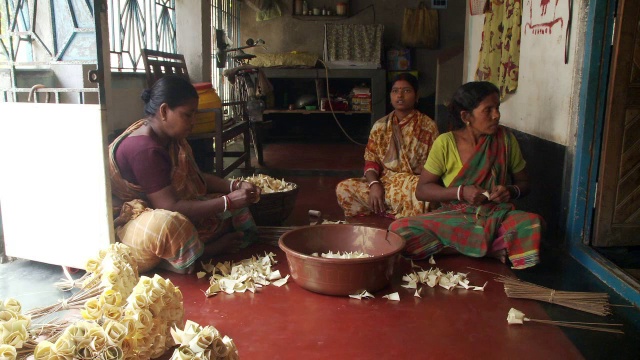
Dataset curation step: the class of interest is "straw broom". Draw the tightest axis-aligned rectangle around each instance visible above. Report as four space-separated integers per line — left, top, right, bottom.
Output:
469 267 612 316
498 275 611 316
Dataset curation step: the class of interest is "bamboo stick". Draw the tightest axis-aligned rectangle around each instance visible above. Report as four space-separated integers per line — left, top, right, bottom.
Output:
468 267 613 316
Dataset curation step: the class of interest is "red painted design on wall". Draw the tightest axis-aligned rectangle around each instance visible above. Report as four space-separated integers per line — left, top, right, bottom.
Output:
525 0 565 35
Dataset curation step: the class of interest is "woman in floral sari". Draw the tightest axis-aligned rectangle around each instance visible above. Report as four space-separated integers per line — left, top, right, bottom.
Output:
109 76 260 273
389 81 542 269
336 73 439 219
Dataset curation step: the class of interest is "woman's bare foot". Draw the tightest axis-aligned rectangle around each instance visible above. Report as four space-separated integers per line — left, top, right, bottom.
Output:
204 231 244 256
488 249 507 264
157 260 195 274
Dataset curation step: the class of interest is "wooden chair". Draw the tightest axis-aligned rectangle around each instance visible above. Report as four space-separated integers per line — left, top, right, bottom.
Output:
141 49 252 176
141 49 190 88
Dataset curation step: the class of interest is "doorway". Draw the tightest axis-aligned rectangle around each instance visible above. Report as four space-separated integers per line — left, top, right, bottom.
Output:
588 0 640 282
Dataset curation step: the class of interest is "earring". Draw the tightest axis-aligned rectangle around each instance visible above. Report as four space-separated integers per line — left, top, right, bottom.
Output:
465 121 470 126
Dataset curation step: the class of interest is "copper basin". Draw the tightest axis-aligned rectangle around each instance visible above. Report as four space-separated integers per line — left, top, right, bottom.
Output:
278 224 406 296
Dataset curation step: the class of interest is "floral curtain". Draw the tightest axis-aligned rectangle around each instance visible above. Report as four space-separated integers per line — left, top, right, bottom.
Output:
325 24 384 65
475 0 522 99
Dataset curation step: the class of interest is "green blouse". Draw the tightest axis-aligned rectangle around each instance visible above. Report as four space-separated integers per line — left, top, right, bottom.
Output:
424 131 526 187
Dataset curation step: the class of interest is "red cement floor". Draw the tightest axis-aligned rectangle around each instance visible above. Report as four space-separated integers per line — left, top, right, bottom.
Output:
157 244 583 360
151 142 638 360
3 141 637 360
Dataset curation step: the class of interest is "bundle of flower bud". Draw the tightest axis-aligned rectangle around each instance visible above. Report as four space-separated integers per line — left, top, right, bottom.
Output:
79 243 140 295
1 298 32 359
202 252 289 296
121 274 185 358
0 344 17 360
170 320 239 360
33 319 128 359
0 297 73 360
27 243 140 321
31 273 185 360
506 308 623 334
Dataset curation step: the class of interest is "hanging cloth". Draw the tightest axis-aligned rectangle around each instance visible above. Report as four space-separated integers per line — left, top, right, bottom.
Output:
400 2 439 49
475 0 522 99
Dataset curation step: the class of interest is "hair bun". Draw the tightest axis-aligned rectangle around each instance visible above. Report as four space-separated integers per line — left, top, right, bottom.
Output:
141 89 152 103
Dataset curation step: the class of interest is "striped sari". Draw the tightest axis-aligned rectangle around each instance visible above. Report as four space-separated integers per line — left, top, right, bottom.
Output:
109 120 256 272
389 127 542 269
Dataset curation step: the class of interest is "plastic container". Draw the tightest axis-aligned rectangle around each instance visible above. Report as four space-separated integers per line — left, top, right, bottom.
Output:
279 224 406 296
192 82 222 134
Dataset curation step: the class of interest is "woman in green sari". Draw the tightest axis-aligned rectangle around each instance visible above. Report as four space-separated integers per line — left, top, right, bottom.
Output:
389 81 542 269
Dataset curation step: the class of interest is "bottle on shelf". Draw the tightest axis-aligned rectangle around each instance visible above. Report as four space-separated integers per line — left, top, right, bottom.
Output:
336 2 347 16
302 0 308 15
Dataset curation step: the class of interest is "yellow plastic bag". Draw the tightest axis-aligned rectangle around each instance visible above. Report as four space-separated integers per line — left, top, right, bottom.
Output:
401 2 439 49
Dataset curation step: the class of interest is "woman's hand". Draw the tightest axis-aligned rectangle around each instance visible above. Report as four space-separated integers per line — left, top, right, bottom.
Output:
237 180 262 196
461 185 490 206
489 185 511 203
368 183 386 214
227 188 261 209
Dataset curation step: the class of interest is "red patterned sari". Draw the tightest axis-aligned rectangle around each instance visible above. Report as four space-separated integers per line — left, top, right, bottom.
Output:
389 127 542 269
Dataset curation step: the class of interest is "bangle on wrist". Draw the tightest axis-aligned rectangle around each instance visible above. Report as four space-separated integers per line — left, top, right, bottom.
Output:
368 180 381 188
510 185 521 199
229 180 236 193
222 195 229 212
457 185 464 201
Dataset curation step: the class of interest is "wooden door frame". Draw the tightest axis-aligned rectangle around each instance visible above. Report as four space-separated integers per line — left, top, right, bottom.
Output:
567 0 640 307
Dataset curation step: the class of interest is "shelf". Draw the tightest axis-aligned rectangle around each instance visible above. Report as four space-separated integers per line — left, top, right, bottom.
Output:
262 68 385 123
264 109 370 115
292 15 348 21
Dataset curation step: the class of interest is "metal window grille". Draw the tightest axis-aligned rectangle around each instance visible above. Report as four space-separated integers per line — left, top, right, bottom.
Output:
0 0 98 103
211 0 240 102
108 0 176 72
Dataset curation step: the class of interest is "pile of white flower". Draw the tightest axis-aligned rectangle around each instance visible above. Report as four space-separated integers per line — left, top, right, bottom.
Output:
203 252 289 296
233 174 295 193
402 266 487 292
311 251 372 259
